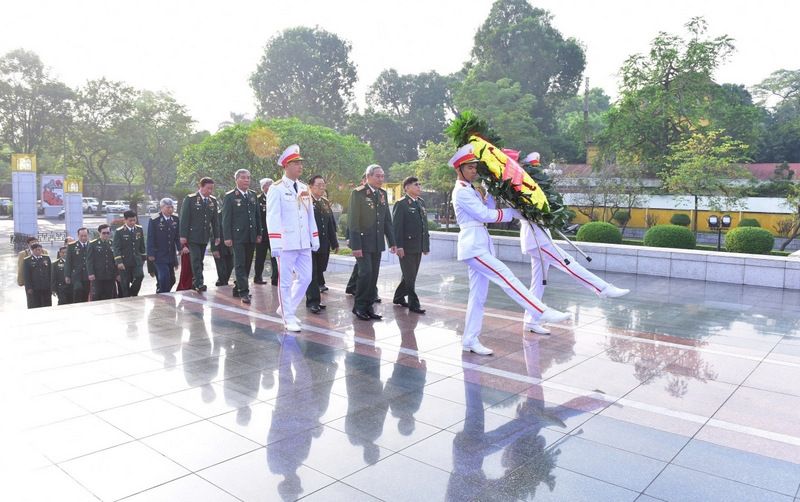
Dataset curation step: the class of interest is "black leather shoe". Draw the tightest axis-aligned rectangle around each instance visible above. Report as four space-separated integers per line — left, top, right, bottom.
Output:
309 305 321 314
254 278 266 284
320 285 329 292
232 289 240 298
393 300 409 307
198 284 207 292
353 310 371 321
409 307 426 314
241 295 251 305
318 304 327 309
215 281 227 287
271 281 278 286
368 312 383 320
373 298 382 304
345 289 355 295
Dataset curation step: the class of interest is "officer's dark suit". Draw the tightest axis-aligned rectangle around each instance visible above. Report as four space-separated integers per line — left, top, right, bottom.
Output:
306 196 339 308
87 238 117 300
392 195 430 310
64 241 90 302
213 210 234 286
24 255 53 308
348 184 395 314
113 224 146 297
221 188 263 297
179 192 220 290
254 191 278 285
147 213 181 293
51 257 72 305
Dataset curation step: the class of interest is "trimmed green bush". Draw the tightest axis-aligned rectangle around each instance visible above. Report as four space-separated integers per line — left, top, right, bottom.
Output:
576 221 622 244
643 224 696 249
612 210 630 226
738 218 760 228
669 213 691 227
725 227 774 254
426 219 441 231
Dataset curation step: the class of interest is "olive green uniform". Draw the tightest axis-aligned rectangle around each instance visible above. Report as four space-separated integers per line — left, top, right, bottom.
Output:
221 188 263 297
392 196 430 310
179 192 220 290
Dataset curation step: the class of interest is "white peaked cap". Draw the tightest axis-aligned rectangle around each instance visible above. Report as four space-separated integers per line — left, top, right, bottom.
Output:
448 144 477 169
277 144 303 167
522 151 541 165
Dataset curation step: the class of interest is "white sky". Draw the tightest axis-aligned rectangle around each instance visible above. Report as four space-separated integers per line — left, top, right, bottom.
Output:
1 0 797 132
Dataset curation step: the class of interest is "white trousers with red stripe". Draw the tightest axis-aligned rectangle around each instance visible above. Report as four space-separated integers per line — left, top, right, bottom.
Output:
276 249 312 323
523 243 608 325
462 253 548 347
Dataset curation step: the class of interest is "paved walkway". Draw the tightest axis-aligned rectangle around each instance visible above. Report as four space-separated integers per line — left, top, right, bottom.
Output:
2 246 800 501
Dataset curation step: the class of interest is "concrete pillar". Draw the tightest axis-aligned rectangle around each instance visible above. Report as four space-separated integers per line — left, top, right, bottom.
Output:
64 177 84 239
11 154 38 239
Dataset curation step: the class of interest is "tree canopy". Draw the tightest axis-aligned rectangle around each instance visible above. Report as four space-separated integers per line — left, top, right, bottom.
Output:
250 27 357 130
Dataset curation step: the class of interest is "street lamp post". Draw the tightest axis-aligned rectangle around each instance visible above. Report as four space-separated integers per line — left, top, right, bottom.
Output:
707 214 732 251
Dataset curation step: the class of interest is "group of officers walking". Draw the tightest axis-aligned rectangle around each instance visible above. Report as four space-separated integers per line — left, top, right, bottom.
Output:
20 141 630 356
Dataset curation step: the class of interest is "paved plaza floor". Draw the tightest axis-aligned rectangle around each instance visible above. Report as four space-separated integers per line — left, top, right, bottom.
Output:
2 238 800 501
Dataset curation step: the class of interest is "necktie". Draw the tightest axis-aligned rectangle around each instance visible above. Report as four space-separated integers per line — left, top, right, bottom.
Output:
293 182 298 193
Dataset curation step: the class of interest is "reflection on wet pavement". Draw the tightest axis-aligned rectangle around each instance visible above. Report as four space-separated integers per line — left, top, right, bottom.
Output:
2 258 800 501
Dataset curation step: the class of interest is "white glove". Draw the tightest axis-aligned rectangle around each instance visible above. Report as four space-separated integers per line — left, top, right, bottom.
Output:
311 244 320 252
507 208 522 220
271 248 281 258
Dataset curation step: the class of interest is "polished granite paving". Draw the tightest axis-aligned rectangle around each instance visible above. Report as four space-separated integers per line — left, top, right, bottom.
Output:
2 254 800 501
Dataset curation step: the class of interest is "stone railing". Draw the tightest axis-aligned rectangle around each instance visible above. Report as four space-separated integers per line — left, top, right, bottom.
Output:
327 231 799 289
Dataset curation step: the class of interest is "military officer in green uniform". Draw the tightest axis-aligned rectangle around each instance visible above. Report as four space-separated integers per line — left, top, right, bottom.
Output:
87 224 117 301
222 168 263 304
23 243 53 308
392 176 430 314
305 175 339 313
348 164 396 320
113 210 146 297
179 177 221 292
64 227 91 303
51 246 72 305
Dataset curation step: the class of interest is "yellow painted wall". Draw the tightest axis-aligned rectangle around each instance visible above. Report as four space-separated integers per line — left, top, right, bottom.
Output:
571 207 791 233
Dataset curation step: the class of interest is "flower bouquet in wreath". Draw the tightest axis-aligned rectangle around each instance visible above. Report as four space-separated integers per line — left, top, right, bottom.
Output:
445 110 573 231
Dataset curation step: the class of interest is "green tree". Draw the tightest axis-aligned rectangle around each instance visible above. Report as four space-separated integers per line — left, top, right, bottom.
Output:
250 27 357 130
469 0 585 139
662 129 751 232
600 18 736 174
553 86 611 162
752 69 800 163
347 110 417 167
779 183 800 251
0 49 73 158
68 78 136 202
453 77 544 156
119 90 194 198
391 141 456 227
178 119 373 207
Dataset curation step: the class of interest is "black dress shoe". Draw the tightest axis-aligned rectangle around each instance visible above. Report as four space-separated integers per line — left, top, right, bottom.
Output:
241 295 251 304
253 278 266 284
353 310 371 321
373 298 382 304
271 281 278 286
232 289 240 298
318 304 327 309
319 285 329 292
309 305 321 314
198 284 207 292
345 289 355 295
368 312 383 320
409 307 426 314
393 300 409 307
215 281 227 287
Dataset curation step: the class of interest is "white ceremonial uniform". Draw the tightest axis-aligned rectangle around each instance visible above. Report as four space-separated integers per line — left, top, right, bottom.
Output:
266 175 320 326
453 180 550 347
520 222 609 325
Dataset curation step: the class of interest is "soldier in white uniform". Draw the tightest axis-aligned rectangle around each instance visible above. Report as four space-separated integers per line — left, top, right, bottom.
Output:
267 145 320 332
519 151 629 335
450 144 570 356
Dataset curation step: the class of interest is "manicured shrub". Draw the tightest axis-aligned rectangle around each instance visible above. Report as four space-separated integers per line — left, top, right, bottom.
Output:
576 221 622 244
427 219 441 231
612 210 630 226
643 224 696 249
669 213 691 227
725 227 774 254
738 218 760 228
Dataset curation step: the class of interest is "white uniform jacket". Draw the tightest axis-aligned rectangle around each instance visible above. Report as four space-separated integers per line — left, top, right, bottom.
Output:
452 180 519 261
520 222 552 253
266 176 320 253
